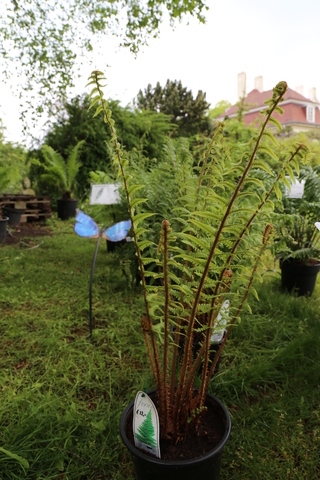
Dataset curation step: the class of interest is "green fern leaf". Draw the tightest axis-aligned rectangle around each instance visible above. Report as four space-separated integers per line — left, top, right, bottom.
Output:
66 141 84 191
133 212 155 226
274 106 284 115
130 197 148 209
138 240 155 251
128 184 145 196
252 161 275 176
93 105 104 118
262 130 280 146
285 165 295 182
268 117 282 131
178 233 210 250
274 182 282 200
244 178 265 189
258 145 279 161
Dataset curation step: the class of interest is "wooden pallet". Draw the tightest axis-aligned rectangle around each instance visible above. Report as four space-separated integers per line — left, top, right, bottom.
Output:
0 195 51 223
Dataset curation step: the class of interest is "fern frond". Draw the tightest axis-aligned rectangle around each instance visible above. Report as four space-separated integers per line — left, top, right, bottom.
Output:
66 141 84 191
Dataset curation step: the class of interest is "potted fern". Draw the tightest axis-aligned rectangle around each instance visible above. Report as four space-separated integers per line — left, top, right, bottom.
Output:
88 72 311 479
32 141 84 220
271 167 320 295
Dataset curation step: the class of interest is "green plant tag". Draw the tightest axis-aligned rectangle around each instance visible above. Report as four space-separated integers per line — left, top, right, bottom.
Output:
133 391 160 458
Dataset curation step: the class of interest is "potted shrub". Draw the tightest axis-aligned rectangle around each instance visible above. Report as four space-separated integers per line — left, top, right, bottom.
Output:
271 167 320 296
32 141 84 220
88 72 311 479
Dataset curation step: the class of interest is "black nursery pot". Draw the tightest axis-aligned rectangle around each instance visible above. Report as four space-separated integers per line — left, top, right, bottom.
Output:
120 392 231 480
280 259 320 296
0 216 9 243
3 207 24 226
57 198 78 220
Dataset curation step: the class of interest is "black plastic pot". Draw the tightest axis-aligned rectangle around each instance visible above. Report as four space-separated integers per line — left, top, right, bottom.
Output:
106 238 127 252
120 392 231 480
57 198 78 220
280 259 320 296
0 216 9 243
3 207 24 226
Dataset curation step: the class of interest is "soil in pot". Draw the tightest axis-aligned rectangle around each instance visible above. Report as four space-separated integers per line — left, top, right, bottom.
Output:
280 258 320 296
120 391 231 480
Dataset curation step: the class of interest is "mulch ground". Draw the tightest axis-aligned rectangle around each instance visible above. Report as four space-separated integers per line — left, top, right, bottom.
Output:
2 223 52 246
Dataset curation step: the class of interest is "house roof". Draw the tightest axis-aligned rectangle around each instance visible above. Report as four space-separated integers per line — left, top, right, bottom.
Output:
242 102 320 127
217 87 320 127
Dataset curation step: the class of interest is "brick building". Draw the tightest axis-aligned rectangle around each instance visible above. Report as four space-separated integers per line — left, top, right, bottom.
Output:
216 73 320 133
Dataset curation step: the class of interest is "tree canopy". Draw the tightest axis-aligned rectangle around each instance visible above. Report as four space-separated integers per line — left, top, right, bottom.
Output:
0 0 208 132
137 79 211 136
28 94 174 198
209 100 231 119
0 121 27 192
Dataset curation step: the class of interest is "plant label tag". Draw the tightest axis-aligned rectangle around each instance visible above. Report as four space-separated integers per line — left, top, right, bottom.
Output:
315 222 320 231
284 178 305 199
211 299 229 344
89 184 121 205
133 391 161 458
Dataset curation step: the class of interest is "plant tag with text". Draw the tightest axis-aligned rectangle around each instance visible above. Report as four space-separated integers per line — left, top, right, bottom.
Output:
133 391 161 458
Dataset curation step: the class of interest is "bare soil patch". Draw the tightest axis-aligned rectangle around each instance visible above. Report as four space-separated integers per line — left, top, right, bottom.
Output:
3 223 52 246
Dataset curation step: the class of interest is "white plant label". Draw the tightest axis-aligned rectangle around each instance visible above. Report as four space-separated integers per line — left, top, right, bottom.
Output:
315 222 320 231
89 184 121 205
211 299 229 344
133 391 161 458
284 178 305 199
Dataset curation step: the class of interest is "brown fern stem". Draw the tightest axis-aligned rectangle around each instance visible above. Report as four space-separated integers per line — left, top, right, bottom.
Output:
203 240 269 398
162 220 171 435
91 72 164 407
174 83 288 423
141 318 158 390
193 135 304 408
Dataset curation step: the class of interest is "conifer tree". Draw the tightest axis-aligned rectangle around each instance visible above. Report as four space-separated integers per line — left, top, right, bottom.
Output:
137 80 211 136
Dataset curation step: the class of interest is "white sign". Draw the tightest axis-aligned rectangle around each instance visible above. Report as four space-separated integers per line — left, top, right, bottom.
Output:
89 184 121 205
211 299 229 344
315 222 320 231
284 178 305 199
133 391 161 458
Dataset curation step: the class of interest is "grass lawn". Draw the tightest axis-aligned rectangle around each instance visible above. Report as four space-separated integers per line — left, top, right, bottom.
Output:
0 217 320 479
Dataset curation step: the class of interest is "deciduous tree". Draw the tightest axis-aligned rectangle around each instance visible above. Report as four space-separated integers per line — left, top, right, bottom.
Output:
0 0 208 132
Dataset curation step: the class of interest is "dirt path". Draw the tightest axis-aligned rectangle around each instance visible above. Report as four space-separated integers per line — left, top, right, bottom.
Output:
3 223 52 246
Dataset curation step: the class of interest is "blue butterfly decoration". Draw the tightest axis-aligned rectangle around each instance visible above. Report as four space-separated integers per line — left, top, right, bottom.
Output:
73 210 131 337
74 210 131 241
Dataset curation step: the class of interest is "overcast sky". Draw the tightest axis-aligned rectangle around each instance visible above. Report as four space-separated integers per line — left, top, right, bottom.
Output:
1 0 320 144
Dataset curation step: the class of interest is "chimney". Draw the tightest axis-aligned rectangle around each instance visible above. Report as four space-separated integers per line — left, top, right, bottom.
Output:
296 85 304 96
309 87 317 102
238 72 246 100
254 76 263 92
